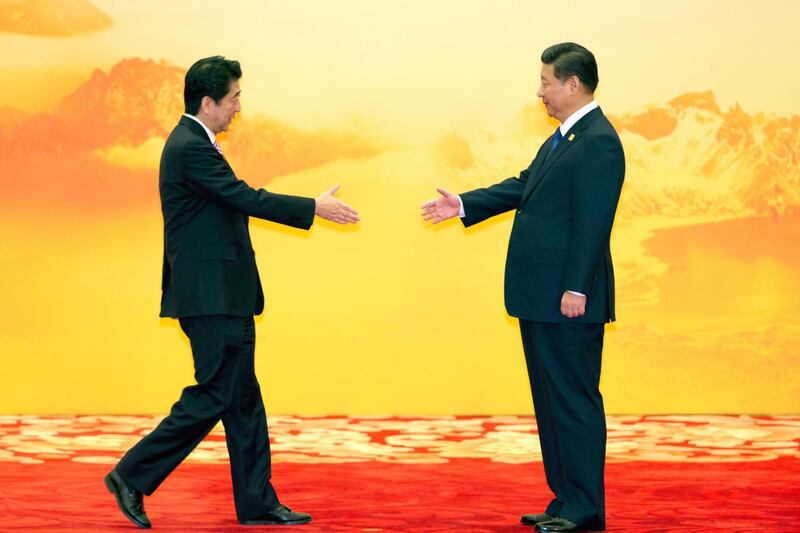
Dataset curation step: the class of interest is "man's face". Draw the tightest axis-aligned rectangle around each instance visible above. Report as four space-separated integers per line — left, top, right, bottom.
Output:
205 80 241 134
536 63 573 122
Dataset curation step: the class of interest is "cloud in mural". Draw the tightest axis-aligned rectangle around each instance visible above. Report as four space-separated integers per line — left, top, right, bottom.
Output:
222 115 386 184
91 137 166 171
0 57 386 214
0 0 112 37
435 133 475 171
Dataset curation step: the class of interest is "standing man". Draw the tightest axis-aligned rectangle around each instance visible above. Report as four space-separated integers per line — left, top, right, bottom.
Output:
104 56 359 528
422 43 624 532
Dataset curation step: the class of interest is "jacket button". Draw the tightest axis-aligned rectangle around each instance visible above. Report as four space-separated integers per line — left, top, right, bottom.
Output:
517 209 523 214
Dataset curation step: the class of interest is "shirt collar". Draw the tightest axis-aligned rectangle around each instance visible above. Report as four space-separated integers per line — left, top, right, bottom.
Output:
559 100 598 136
183 113 216 145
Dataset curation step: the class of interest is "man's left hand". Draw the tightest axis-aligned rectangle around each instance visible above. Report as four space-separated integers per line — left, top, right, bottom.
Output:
560 292 586 318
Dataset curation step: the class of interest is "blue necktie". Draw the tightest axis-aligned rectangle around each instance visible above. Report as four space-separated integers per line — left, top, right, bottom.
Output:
549 127 563 155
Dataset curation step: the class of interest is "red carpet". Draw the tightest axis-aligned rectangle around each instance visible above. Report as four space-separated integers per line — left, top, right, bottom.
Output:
1 458 799 531
1 415 799 531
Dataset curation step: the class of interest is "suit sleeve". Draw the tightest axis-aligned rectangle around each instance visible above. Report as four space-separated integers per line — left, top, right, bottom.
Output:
459 165 532 228
181 139 316 229
564 134 625 294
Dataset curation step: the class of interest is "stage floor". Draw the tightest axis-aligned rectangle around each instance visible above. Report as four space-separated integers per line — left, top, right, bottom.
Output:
1 415 799 531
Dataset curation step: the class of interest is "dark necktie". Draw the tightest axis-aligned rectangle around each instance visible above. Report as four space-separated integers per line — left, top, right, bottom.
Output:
549 127 563 155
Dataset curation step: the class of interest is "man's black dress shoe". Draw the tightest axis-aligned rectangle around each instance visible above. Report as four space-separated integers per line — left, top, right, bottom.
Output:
239 504 312 525
104 469 151 529
535 517 591 532
521 512 552 525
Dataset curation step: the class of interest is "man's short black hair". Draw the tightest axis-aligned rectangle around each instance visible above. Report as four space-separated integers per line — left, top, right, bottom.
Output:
184 56 242 115
541 43 598 94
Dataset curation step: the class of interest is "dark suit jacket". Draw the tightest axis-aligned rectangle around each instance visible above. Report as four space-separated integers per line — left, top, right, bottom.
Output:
159 116 316 318
461 107 624 323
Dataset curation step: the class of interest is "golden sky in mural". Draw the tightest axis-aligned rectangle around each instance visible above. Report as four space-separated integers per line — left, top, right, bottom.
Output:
1 0 799 133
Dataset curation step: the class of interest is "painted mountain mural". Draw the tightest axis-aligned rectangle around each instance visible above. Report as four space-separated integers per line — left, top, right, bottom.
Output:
435 90 800 222
614 91 800 219
0 58 382 214
4 56 797 223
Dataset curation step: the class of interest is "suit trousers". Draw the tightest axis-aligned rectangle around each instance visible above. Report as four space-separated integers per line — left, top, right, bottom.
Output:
115 315 279 521
519 319 606 529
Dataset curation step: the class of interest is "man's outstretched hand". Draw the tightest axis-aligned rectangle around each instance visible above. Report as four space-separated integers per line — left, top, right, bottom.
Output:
421 188 461 223
315 184 360 224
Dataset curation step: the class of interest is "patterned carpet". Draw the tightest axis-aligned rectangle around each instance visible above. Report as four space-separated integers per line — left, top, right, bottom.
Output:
1 415 799 531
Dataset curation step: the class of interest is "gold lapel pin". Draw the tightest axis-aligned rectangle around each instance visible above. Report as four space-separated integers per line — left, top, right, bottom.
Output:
568 133 575 141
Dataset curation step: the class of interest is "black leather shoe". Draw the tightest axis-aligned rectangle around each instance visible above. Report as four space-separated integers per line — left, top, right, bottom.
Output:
240 504 312 525
104 469 151 529
521 513 552 525
536 517 589 532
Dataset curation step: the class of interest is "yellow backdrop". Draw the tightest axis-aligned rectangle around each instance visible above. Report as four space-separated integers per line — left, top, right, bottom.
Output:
1 0 798 414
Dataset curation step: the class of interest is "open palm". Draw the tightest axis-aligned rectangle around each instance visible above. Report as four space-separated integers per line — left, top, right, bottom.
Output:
421 188 461 223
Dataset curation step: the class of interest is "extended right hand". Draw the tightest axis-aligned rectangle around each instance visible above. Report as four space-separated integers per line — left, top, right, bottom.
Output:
315 184 360 224
420 188 461 223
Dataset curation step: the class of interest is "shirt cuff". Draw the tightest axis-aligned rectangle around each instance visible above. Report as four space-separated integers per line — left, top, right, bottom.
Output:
458 196 465 218
566 290 586 297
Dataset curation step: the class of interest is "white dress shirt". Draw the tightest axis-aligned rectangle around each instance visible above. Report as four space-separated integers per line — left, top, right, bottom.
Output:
183 113 216 145
558 100 597 137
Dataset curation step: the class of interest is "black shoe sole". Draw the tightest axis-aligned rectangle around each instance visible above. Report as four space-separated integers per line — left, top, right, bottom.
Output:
239 517 312 526
104 474 152 529
535 526 603 532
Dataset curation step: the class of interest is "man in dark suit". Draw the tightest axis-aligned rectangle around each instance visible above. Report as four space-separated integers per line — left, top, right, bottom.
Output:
104 56 359 529
422 43 624 532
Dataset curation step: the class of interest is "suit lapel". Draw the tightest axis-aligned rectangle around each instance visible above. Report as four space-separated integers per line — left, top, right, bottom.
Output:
180 116 217 149
520 107 604 206
529 136 557 177
179 115 228 164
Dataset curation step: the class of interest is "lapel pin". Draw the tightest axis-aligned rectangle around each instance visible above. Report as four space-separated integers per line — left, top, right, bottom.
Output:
568 133 575 141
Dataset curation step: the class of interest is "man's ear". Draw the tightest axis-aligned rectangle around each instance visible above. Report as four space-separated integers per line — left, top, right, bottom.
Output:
200 95 214 114
568 75 580 95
